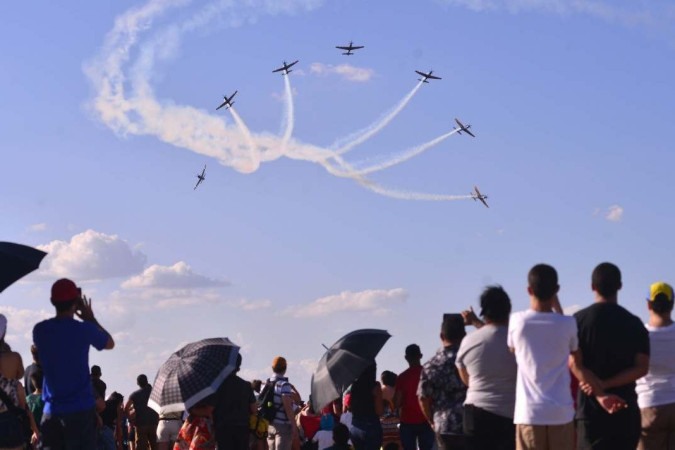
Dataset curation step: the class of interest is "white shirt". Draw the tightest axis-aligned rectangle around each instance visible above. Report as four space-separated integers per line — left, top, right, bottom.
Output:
636 323 675 408
507 309 578 425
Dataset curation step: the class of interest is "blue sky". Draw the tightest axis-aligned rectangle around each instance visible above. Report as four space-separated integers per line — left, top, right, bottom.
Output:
2 0 675 399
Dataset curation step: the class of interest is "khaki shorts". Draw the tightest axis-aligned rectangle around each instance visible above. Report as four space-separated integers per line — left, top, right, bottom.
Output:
639 402 675 450
516 422 574 450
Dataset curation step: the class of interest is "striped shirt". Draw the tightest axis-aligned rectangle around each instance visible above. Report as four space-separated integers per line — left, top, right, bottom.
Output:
269 375 293 424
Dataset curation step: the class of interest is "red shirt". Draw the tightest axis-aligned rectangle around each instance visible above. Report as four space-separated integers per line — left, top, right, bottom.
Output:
395 366 426 425
299 414 320 440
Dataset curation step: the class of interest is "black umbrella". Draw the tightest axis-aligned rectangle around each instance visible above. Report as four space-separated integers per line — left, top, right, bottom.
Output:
311 329 391 412
149 337 240 414
0 242 47 293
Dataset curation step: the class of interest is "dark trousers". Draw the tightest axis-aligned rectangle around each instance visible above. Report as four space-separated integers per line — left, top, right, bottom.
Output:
577 405 641 450
216 424 250 450
41 408 97 450
436 433 466 450
463 404 515 450
350 415 383 450
399 422 435 450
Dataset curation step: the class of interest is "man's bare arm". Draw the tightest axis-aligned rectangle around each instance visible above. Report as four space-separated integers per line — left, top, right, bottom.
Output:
602 353 649 390
457 366 470 387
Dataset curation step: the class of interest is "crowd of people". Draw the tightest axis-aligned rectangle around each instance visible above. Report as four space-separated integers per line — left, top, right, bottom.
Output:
0 262 674 450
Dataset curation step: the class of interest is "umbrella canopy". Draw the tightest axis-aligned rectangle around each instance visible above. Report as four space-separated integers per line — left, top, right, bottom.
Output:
0 242 47 293
311 329 391 412
149 337 239 414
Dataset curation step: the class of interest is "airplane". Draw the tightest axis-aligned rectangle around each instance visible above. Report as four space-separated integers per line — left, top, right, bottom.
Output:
336 41 364 55
272 60 299 75
454 118 475 137
215 91 237 111
471 186 489 208
415 70 442 83
194 165 206 190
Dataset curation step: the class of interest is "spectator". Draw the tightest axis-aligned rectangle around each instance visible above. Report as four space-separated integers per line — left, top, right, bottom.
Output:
213 353 256 450
99 392 125 450
92 365 107 400
380 400 400 450
266 356 300 450
26 369 45 434
23 344 40 394
380 371 397 411
349 364 383 450
636 282 675 449
125 374 159 450
456 286 517 450
157 410 183 450
173 397 216 450
312 413 335 450
574 263 650 450
394 344 434 450
1 314 40 449
418 315 467 450
324 423 352 450
33 279 114 449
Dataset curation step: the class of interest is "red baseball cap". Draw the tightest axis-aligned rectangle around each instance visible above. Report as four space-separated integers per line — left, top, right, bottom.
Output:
51 278 80 302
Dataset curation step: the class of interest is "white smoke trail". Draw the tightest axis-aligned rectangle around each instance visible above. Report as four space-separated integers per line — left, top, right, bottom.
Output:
349 128 460 176
280 75 294 156
228 107 259 173
330 81 423 156
84 0 475 202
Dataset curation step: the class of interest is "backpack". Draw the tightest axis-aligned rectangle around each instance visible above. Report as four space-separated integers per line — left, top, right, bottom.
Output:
258 379 282 422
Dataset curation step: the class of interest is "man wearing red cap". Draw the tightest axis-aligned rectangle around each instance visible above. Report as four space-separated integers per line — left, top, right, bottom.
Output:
33 278 115 449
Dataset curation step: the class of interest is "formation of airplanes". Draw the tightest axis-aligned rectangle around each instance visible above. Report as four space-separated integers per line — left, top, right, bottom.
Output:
199 42 490 207
336 41 364 55
215 91 237 111
194 165 206 190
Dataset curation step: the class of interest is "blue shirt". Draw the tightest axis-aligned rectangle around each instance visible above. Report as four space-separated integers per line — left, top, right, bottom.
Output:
33 317 109 415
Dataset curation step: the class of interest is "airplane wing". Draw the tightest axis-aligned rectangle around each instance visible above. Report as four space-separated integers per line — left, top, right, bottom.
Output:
426 74 441 80
415 70 427 77
480 198 489 208
474 186 482 197
465 129 476 138
455 118 464 128
215 101 228 110
352 45 364 50
194 178 201 190
288 60 298 68
201 166 206 177
336 46 349 50
272 67 284 73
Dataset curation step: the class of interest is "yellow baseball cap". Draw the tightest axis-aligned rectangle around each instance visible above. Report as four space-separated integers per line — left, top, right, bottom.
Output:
648 282 674 302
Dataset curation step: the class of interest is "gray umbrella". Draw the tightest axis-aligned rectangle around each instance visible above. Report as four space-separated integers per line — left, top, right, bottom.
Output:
0 242 47 293
311 329 391 412
149 337 239 414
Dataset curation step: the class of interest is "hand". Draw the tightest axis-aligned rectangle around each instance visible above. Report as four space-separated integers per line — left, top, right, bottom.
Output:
596 394 627 414
31 432 39 445
579 379 605 396
75 295 96 322
461 307 481 327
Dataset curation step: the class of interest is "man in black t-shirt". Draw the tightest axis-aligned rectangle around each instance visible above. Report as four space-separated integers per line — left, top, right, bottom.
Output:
574 262 650 450
125 374 159 450
213 353 257 450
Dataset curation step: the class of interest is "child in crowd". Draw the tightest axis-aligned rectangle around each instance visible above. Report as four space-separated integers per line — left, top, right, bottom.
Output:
173 397 216 450
325 423 353 450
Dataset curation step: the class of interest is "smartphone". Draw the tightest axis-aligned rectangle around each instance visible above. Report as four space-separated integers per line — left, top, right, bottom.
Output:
443 313 463 324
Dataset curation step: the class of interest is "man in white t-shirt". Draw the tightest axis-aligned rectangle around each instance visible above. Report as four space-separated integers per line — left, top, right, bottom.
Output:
636 281 675 449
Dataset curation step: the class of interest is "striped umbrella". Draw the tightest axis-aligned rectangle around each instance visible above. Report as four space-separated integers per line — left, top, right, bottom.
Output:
149 337 239 414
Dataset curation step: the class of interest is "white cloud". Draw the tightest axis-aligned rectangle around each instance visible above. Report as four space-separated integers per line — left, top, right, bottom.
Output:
272 86 298 102
38 230 147 281
310 63 374 82
121 261 228 289
283 288 408 318
437 0 661 27
606 205 624 222
226 298 272 311
28 223 47 232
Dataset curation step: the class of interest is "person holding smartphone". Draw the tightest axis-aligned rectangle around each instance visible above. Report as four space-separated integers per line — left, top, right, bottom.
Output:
33 278 115 449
